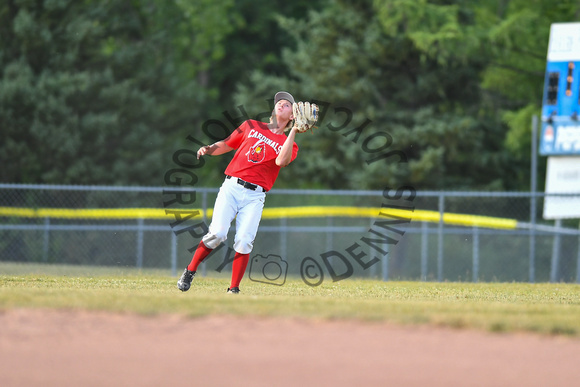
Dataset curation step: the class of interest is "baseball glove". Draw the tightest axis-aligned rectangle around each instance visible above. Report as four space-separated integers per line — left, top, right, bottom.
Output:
292 101 319 133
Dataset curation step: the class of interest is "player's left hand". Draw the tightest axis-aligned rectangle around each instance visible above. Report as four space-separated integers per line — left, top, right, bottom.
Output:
292 102 318 133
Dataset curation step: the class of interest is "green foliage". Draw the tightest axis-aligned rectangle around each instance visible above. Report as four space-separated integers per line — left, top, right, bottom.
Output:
237 0 580 190
0 0 205 184
1 0 578 190
374 0 481 65
235 0 516 189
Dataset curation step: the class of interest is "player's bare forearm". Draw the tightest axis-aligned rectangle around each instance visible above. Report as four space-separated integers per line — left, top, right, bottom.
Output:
275 127 297 167
197 141 234 159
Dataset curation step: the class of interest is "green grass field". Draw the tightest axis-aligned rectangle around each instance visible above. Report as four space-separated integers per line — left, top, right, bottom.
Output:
1 263 580 337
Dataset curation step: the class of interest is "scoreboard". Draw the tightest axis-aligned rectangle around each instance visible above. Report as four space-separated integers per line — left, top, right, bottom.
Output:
541 23 580 219
541 23 580 156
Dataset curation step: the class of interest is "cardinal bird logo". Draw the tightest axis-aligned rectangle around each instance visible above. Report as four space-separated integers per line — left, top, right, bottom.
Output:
246 140 266 163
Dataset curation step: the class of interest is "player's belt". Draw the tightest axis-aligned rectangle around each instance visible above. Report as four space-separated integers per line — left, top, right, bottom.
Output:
226 175 267 192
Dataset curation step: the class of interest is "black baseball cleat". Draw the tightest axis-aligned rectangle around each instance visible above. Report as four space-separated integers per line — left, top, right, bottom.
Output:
227 287 240 294
177 268 196 292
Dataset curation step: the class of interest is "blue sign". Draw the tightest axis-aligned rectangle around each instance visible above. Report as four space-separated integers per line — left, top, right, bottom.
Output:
540 120 580 155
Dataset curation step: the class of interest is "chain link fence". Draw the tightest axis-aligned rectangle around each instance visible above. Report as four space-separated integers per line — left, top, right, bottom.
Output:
1 184 579 283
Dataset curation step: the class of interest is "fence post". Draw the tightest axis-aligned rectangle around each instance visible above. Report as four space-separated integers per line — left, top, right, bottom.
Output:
326 217 333 251
550 219 562 282
421 221 428 281
530 115 538 283
201 190 208 277
42 217 50 263
370 226 378 279
280 217 287 259
136 218 144 269
382 243 389 281
171 232 177 277
437 193 445 282
472 226 479 283
326 216 334 274
577 221 580 283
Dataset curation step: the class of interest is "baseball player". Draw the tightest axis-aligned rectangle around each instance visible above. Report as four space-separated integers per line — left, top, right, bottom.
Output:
177 91 318 294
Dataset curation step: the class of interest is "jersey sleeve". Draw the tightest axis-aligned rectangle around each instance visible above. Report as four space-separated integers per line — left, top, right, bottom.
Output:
224 121 249 149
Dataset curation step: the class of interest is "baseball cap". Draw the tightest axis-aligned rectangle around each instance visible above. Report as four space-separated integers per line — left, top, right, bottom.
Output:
275 91 295 105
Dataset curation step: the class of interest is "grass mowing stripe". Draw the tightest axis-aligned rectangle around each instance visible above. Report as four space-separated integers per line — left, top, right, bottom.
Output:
1 275 580 336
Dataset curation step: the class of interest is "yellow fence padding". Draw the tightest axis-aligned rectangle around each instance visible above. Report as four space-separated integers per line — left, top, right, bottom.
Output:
0 206 518 230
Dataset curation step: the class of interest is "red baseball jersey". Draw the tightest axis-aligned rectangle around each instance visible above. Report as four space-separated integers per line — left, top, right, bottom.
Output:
224 120 299 191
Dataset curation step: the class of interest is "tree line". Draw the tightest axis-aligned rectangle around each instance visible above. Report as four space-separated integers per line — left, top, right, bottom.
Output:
2 0 578 190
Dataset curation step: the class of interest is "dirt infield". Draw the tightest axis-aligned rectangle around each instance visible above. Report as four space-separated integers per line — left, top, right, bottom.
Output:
1 309 580 387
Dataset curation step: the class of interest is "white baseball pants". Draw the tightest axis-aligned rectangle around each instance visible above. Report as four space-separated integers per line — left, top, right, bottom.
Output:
202 177 266 254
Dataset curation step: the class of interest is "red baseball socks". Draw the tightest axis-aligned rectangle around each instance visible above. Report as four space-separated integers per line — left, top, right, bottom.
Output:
230 252 249 289
187 241 249 290
187 241 213 272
